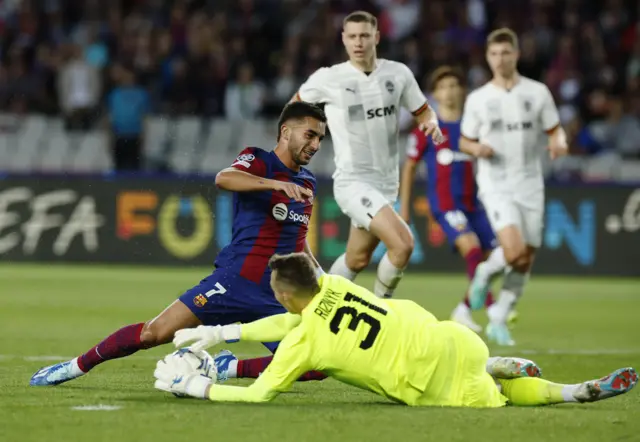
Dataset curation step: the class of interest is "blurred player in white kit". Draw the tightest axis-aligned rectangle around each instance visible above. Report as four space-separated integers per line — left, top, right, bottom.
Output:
460 28 568 345
291 11 444 298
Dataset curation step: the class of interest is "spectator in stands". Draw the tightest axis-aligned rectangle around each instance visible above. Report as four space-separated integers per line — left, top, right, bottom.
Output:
106 65 150 171
224 61 264 120
33 43 59 115
6 53 39 114
608 96 640 159
84 24 109 70
57 44 101 131
0 0 638 176
165 58 196 115
267 60 298 114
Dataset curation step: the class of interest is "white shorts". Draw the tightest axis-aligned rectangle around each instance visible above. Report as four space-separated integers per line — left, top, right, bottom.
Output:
334 181 397 230
480 193 544 248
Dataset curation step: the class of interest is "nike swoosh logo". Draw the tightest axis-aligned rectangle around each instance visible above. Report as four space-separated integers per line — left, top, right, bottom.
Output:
345 88 356 93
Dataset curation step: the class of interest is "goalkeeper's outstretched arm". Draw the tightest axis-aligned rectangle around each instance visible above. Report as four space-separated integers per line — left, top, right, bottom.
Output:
173 313 302 352
231 313 302 342
206 326 312 403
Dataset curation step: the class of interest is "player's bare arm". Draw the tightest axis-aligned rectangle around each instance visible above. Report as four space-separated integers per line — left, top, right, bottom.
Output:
546 125 568 160
414 104 445 145
216 168 312 202
303 241 323 273
399 62 445 145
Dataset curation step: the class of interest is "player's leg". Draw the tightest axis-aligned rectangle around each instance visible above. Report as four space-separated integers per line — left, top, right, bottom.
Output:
451 231 485 332
467 209 506 310
30 300 201 386
331 182 412 298
368 205 414 298
485 235 531 346
427 209 489 331
469 196 524 310
487 246 534 340
329 224 380 279
487 202 541 345
329 182 382 280
498 367 638 406
472 197 528 345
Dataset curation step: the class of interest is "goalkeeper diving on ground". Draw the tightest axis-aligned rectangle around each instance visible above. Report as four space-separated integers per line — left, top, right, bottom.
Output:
154 252 637 407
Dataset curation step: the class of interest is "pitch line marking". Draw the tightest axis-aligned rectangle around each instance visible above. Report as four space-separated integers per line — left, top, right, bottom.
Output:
71 405 122 411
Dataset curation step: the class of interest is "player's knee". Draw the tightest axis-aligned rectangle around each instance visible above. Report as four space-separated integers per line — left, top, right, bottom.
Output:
345 251 372 273
387 236 414 267
139 321 172 348
503 246 526 267
513 255 533 273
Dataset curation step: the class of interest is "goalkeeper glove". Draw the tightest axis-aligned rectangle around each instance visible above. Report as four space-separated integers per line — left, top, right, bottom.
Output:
173 324 241 353
153 354 212 399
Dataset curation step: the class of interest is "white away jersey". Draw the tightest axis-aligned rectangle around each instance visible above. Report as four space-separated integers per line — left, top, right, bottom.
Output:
297 59 427 189
460 77 560 198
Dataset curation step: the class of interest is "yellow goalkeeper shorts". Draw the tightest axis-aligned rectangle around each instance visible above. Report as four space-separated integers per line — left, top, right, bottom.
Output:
415 321 508 408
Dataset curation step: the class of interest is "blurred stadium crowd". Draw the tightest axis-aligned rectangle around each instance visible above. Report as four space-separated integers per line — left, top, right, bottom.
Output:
0 0 639 173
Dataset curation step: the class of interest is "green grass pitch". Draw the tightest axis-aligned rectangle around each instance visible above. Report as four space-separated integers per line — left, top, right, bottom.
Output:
1 264 639 442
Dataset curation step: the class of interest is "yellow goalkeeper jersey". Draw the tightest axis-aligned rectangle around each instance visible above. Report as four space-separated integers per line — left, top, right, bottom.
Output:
207 274 505 407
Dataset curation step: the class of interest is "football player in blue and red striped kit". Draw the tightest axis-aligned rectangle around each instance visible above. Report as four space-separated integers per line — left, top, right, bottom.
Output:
30 101 328 386
400 67 507 333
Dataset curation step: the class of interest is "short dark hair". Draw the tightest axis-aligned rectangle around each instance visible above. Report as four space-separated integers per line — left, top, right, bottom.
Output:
487 28 519 49
343 10 377 28
428 65 464 92
277 101 327 141
268 252 320 294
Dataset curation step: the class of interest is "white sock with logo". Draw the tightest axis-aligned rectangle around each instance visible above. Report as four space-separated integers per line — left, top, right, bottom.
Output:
329 253 358 281
374 253 405 298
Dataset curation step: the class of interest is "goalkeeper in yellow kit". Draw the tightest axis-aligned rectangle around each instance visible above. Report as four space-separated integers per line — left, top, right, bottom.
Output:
154 253 637 407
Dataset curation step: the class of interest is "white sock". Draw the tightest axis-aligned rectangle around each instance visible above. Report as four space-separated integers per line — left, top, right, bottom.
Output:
329 253 358 281
226 359 238 378
561 384 580 402
480 247 507 282
374 253 405 298
488 269 528 323
70 357 87 376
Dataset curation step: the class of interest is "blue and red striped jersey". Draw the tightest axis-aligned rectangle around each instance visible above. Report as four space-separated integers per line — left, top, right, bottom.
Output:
406 120 479 213
214 147 316 290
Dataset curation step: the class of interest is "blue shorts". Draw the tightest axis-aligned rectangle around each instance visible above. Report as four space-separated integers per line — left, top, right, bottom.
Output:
432 209 496 252
178 267 285 353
